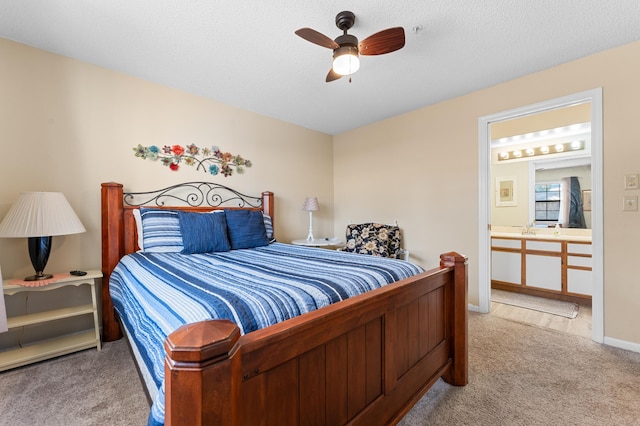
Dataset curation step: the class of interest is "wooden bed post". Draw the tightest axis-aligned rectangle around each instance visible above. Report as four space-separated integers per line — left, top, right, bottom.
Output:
164 320 242 425
261 191 274 221
101 182 124 342
440 251 468 386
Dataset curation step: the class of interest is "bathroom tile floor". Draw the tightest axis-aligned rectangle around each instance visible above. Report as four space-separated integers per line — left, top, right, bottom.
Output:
490 297 592 338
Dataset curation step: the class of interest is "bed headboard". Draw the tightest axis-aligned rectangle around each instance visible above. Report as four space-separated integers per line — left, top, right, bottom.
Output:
100 181 274 341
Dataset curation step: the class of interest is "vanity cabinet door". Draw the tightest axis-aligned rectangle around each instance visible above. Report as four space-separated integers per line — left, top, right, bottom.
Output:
524 240 562 291
492 250 521 285
525 254 562 291
567 269 592 296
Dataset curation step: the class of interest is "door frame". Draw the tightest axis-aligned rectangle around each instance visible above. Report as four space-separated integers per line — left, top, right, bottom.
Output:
478 88 604 343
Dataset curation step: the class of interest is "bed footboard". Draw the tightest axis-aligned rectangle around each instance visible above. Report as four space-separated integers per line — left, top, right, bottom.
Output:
164 252 468 425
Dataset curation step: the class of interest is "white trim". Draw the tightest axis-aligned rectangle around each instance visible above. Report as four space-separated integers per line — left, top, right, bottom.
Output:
603 336 640 354
590 89 604 344
468 304 480 313
478 88 604 344
528 162 536 222
478 117 491 314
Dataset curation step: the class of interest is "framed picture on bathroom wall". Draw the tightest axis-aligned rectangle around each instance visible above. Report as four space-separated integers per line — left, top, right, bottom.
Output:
496 176 517 207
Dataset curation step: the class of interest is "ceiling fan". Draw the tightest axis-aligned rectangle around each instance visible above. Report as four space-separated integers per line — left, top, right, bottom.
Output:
295 11 405 82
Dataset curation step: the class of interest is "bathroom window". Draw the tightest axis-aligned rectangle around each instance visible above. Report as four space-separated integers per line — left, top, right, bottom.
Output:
535 183 561 222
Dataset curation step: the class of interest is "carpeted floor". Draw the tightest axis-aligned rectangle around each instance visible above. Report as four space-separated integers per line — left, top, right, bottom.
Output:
0 338 149 426
399 313 640 425
1 312 639 425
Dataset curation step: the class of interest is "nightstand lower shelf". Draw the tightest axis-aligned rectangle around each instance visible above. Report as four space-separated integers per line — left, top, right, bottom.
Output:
7 304 95 328
0 331 99 372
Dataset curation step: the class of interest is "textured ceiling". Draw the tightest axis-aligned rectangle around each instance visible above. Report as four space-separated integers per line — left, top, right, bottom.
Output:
2 1 640 135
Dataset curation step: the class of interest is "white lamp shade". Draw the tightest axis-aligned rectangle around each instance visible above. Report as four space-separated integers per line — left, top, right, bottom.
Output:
0 192 86 238
302 197 319 212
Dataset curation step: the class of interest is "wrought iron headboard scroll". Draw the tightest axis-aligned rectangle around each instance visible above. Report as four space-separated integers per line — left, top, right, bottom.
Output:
123 182 263 208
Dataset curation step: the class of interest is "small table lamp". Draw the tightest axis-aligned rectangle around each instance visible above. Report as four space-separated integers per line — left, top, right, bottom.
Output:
301 197 319 241
0 192 86 281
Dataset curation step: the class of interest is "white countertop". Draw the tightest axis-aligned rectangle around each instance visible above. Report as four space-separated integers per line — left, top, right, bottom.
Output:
491 226 592 242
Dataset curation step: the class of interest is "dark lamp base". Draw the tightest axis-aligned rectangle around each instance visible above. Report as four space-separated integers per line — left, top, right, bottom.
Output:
24 273 54 281
27 236 53 282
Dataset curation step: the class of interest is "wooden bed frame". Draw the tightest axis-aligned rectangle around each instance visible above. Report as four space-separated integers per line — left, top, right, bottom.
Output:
101 181 468 425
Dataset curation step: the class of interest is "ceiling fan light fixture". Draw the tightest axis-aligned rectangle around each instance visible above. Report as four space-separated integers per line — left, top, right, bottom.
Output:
332 46 360 76
295 11 404 82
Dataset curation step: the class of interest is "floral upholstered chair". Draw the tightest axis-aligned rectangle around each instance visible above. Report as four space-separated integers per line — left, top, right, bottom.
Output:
341 222 407 260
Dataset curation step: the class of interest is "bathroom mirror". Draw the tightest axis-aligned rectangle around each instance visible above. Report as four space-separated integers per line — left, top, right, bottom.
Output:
489 103 592 229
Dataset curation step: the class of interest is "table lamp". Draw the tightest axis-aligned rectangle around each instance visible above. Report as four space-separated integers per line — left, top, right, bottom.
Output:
302 197 319 241
0 192 86 281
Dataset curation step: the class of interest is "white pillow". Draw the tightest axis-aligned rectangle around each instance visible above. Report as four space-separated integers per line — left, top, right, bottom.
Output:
132 208 144 251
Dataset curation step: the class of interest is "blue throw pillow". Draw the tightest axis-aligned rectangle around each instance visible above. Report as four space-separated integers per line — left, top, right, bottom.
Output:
178 211 231 254
224 209 270 249
139 208 183 253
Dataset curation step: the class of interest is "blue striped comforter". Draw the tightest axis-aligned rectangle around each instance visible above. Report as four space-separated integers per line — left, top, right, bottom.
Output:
109 242 423 425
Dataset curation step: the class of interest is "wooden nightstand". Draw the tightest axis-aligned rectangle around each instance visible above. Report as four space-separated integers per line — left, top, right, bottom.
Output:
0 270 102 372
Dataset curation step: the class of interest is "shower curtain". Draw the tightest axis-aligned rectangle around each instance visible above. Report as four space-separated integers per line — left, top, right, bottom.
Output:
558 176 587 228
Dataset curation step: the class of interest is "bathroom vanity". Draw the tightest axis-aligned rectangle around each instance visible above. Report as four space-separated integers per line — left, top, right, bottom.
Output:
491 226 592 304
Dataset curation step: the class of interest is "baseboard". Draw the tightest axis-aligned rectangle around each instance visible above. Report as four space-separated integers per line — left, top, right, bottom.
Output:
604 336 640 354
468 304 480 312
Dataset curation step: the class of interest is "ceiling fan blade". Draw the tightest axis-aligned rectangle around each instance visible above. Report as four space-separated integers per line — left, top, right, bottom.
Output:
326 68 342 82
358 27 405 55
295 28 340 49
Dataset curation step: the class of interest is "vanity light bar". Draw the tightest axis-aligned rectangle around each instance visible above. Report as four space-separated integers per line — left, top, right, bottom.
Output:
498 140 584 161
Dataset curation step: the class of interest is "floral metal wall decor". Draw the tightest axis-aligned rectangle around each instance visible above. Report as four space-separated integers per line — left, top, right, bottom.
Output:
133 144 252 177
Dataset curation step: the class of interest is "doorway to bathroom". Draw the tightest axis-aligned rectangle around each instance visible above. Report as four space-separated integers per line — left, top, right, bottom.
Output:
478 89 603 343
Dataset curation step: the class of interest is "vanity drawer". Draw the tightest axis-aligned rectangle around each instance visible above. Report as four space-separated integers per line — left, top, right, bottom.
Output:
492 238 521 249
568 255 592 268
567 243 592 255
526 240 561 252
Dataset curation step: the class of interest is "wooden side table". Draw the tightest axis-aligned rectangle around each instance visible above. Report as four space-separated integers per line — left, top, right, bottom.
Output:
0 270 102 371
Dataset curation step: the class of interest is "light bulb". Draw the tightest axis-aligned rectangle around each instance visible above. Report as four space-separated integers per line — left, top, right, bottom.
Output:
333 46 360 76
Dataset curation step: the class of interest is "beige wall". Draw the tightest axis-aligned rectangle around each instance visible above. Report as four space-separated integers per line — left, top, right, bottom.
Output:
490 102 591 139
334 40 640 345
0 38 333 346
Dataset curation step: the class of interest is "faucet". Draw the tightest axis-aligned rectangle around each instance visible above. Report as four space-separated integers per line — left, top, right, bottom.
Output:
521 223 536 235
